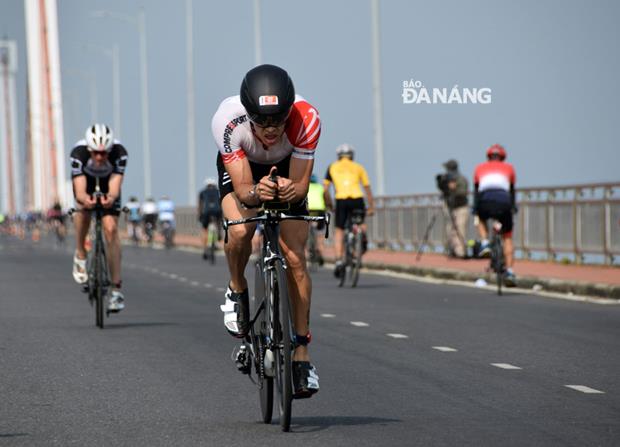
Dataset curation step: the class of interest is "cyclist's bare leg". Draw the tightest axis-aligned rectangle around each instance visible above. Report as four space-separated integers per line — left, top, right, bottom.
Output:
102 215 121 287
477 219 488 240
201 227 209 251
280 220 311 362
73 211 91 259
222 193 257 292
334 227 345 260
503 235 514 268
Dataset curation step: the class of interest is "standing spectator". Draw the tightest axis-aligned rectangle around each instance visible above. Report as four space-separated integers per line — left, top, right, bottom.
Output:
436 159 469 258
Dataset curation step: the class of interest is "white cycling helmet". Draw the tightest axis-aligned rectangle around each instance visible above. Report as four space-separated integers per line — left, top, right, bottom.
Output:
336 143 354 158
204 177 217 186
85 123 114 152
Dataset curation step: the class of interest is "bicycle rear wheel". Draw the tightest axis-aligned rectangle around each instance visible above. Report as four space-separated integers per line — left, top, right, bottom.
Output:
273 260 293 432
350 231 363 288
253 261 273 423
493 238 504 296
338 234 349 287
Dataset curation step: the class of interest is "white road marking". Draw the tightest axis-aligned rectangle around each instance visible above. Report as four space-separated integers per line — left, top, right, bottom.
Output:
565 385 605 394
491 363 522 370
432 346 458 352
169 274 178 279
190 281 200 287
178 277 188 282
320 313 336 318
216 287 226 292
204 283 212 288
386 333 408 339
350 321 369 327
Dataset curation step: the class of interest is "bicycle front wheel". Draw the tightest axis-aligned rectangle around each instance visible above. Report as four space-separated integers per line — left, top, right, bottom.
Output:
273 260 293 432
253 261 273 423
95 243 105 328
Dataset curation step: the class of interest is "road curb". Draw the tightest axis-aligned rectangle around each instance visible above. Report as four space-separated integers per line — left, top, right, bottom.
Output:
354 259 620 300
135 235 620 301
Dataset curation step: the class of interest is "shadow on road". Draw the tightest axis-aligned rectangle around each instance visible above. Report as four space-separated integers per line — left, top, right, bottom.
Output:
103 322 179 330
289 415 401 433
0 433 29 439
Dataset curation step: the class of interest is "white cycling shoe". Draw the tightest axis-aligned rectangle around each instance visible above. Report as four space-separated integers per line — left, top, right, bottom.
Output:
220 286 249 338
108 290 125 313
72 252 88 284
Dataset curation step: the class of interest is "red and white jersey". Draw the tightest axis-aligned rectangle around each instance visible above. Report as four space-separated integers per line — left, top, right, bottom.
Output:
474 160 516 192
211 95 321 165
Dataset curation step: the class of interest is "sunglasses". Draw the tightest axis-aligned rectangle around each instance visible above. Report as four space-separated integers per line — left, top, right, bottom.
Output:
248 110 290 128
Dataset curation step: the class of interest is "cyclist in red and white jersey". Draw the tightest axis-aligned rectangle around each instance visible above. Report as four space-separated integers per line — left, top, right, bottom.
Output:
211 64 321 398
473 143 517 286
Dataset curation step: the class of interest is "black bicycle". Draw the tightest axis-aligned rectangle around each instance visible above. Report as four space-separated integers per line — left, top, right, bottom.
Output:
489 220 505 296
70 182 117 328
224 206 329 432
338 209 365 288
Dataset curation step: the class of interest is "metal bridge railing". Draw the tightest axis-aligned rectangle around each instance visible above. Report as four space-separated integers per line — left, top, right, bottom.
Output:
170 182 620 265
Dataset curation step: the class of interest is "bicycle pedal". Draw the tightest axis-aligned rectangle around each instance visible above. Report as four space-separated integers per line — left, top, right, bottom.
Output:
81 284 89 293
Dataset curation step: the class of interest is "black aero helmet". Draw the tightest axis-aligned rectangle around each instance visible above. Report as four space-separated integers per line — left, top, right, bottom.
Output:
240 64 295 127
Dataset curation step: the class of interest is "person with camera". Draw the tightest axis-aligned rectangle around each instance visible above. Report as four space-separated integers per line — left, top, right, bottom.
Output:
436 159 469 258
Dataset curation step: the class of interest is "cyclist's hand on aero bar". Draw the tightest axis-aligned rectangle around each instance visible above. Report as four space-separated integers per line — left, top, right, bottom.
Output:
256 166 279 201
81 195 97 209
100 194 115 209
276 176 296 202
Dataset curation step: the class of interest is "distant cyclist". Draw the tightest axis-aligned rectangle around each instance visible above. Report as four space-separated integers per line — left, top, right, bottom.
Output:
140 197 158 243
473 143 517 286
70 123 127 312
198 177 222 260
157 195 176 245
47 200 67 242
323 143 375 278
306 174 326 265
211 64 322 398
125 196 142 242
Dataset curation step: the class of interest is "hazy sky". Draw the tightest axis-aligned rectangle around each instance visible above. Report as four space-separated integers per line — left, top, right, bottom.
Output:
2 0 619 205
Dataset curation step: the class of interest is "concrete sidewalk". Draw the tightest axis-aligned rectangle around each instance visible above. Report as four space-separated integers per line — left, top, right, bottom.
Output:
162 233 620 300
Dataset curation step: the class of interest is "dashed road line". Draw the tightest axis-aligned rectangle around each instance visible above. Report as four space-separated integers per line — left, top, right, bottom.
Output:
169 274 178 279
565 385 605 394
178 277 188 282
216 287 226 292
491 363 522 370
204 283 212 288
320 313 336 318
350 321 369 327
432 346 458 352
190 281 200 287
386 333 408 339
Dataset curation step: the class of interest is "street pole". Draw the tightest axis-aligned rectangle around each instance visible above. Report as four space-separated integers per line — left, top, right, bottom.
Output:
253 0 262 66
370 0 385 195
112 43 121 138
138 8 151 198
91 9 151 198
186 0 196 205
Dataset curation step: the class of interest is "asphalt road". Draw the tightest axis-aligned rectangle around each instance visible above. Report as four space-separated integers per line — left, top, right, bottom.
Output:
1 233 619 446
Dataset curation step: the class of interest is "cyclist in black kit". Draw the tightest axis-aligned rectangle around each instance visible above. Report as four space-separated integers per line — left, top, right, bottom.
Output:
70 124 127 312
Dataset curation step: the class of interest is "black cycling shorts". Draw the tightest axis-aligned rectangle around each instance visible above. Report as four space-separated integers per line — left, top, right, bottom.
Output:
335 198 365 229
477 190 513 234
216 152 308 216
200 212 222 229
